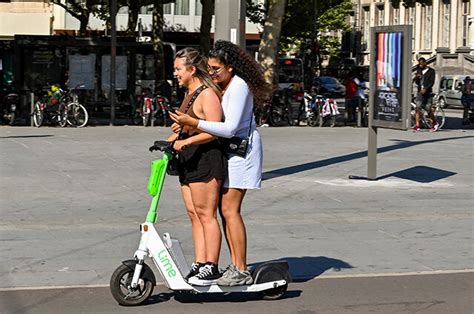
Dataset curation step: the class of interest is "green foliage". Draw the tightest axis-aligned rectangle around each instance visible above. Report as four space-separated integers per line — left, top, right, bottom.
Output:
246 0 353 58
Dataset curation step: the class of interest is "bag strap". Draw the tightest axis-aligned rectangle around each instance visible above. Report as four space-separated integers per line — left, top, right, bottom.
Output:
177 85 207 140
247 115 253 137
183 85 206 114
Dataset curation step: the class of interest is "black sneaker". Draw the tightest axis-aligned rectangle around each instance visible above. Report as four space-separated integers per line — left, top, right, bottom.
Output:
188 263 221 286
185 262 204 280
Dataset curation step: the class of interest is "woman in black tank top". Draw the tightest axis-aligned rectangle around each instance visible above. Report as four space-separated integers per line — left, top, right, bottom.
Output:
165 48 226 285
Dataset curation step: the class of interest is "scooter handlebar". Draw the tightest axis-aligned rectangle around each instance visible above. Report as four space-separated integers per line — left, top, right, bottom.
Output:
149 140 172 152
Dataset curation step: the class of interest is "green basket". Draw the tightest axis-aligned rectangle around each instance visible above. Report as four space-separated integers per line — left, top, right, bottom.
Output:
147 159 166 196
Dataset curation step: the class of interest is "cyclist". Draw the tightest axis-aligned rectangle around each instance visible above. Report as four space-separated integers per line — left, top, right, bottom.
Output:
413 57 437 132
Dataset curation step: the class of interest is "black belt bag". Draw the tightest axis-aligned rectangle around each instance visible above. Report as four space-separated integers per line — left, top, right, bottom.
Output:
221 136 249 157
221 118 252 158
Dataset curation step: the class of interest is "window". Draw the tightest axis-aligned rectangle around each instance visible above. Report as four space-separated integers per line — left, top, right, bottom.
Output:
405 6 415 46
440 0 451 47
164 3 172 14
140 5 153 14
362 6 370 49
195 0 202 16
174 0 190 15
421 6 433 49
460 0 470 46
118 6 128 14
440 78 446 89
375 5 384 26
446 79 453 90
390 6 400 25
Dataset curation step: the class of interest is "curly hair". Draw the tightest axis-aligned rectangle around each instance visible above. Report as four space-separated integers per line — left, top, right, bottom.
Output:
175 47 221 98
209 40 272 106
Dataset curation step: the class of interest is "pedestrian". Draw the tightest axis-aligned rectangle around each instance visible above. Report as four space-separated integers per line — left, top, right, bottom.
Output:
166 47 227 286
344 71 358 123
413 57 437 132
461 76 472 125
170 40 272 286
353 71 367 126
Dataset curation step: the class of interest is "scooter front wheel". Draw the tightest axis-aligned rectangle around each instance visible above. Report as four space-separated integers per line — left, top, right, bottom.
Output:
110 262 156 306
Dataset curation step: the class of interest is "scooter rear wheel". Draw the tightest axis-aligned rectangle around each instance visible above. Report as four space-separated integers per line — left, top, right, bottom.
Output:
255 267 289 300
110 263 155 306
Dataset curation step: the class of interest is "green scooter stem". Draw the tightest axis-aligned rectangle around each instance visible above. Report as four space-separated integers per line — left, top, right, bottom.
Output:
146 152 173 223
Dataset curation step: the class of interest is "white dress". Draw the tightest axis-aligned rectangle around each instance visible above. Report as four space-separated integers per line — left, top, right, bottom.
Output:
197 75 263 189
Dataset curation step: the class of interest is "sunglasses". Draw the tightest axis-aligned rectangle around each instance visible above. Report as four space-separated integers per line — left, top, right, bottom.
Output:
208 65 226 75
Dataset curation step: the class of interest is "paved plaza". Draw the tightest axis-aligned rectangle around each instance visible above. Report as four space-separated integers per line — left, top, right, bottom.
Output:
0 115 473 291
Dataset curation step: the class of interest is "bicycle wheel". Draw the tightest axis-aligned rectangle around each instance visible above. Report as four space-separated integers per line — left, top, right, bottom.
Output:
32 102 44 127
142 104 151 126
434 107 445 129
66 103 88 128
58 103 68 128
410 104 417 128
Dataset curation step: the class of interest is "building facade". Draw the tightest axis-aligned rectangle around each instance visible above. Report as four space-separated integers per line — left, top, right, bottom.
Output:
357 0 474 83
0 0 262 39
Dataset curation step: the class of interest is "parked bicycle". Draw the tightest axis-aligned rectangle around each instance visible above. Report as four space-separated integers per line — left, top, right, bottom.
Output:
32 84 88 128
305 93 340 127
410 96 445 130
133 89 173 127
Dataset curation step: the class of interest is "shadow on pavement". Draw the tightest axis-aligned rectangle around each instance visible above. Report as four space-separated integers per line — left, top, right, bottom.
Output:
256 256 353 283
0 134 54 139
378 165 456 183
263 135 473 181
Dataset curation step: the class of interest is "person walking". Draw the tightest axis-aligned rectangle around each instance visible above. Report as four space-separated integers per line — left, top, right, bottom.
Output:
461 76 472 125
167 47 227 286
170 40 272 286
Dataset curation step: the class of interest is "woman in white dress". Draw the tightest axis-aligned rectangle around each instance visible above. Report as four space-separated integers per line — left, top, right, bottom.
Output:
170 40 272 286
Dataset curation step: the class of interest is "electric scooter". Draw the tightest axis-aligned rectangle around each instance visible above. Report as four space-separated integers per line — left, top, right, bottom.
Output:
110 141 291 306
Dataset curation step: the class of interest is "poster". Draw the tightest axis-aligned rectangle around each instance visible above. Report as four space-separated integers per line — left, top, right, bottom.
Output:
369 26 411 130
68 54 96 90
101 55 127 91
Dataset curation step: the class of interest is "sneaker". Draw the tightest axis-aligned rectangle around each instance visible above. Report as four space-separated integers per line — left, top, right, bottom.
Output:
185 262 204 280
412 126 421 132
429 123 439 132
216 266 253 286
188 263 221 286
220 264 236 279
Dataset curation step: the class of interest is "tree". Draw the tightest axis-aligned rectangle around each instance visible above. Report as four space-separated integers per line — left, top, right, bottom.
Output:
199 0 215 56
256 0 287 85
248 0 353 84
152 1 175 92
51 0 100 36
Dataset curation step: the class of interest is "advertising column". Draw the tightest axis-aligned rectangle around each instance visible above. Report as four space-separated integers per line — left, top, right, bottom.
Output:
367 25 412 179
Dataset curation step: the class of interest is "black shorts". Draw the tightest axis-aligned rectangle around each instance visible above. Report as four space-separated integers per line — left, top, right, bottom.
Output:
178 139 227 185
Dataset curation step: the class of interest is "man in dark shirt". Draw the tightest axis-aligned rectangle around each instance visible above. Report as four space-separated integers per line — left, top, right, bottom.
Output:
461 76 472 125
414 57 437 131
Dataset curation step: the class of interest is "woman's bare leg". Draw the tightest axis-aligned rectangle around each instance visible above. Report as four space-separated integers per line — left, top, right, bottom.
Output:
189 179 222 263
181 184 205 263
220 188 247 270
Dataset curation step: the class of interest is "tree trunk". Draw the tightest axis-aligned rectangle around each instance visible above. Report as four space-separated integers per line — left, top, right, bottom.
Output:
199 0 214 56
78 15 89 36
257 0 286 86
128 1 140 35
152 2 165 92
